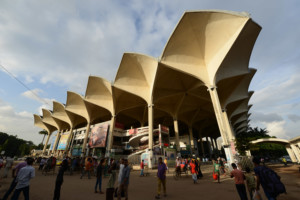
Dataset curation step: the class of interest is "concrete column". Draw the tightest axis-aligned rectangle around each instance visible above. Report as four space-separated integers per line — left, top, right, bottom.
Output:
173 118 180 152
213 138 218 150
188 127 194 148
222 110 236 141
65 128 73 154
290 144 300 163
82 122 91 156
286 146 297 163
148 104 154 169
107 115 116 152
210 137 215 151
68 130 76 157
208 87 234 163
43 133 51 155
52 130 61 154
206 137 212 158
199 132 205 156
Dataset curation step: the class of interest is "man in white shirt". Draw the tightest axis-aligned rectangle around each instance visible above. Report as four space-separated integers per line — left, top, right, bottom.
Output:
118 158 125 185
118 159 130 200
2 156 14 178
11 157 35 200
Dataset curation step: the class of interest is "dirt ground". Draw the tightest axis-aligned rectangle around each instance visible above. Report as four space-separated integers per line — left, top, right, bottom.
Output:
0 163 299 200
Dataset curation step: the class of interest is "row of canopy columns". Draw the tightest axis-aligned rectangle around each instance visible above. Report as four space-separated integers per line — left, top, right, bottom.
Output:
41 88 235 164
144 86 237 168
41 94 234 166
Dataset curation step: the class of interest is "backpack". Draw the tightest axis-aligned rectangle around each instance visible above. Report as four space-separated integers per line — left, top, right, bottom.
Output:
258 166 286 197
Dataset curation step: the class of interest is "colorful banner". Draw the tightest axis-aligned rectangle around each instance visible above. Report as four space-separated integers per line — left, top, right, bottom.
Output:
165 148 176 167
88 122 109 148
141 152 149 166
57 132 70 150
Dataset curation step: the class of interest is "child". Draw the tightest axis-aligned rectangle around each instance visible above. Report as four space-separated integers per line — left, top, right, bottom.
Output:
244 167 255 199
213 160 220 183
140 160 144 177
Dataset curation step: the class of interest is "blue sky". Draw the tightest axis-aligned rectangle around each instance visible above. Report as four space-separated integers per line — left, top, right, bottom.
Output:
0 0 300 144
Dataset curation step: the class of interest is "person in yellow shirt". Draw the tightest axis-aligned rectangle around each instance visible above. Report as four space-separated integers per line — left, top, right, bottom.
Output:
282 158 287 167
164 158 168 173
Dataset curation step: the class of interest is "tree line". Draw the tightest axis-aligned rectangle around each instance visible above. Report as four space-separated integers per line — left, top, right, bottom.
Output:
0 131 48 157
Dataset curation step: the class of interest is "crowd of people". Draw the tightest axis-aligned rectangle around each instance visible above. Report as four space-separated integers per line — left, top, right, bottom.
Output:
229 158 286 200
174 157 203 183
0 154 288 200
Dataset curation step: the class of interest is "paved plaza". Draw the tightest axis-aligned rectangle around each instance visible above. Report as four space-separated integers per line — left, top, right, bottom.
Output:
1 164 299 200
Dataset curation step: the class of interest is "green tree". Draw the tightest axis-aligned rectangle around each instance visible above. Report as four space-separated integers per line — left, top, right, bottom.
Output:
0 132 37 157
235 127 269 156
235 127 287 159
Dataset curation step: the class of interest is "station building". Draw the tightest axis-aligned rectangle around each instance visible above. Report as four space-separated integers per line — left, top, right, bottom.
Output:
34 10 262 168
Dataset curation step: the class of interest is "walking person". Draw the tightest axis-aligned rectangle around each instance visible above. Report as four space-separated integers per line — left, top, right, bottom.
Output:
140 160 144 177
118 159 130 200
70 157 78 175
106 159 117 200
189 159 197 184
93 157 98 176
253 157 286 200
219 157 226 176
80 157 92 179
95 158 105 194
2 158 28 200
2 156 14 178
175 157 181 176
53 160 68 200
155 157 167 199
213 160 220 183
196 158 203 178
10 157 35 200
282 157 287 167
230 163 248 200
244 167 256 200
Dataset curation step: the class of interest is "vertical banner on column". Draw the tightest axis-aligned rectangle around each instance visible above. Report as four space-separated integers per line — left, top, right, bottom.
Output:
57 132 70 150
88 122 109 148
230 141 237 155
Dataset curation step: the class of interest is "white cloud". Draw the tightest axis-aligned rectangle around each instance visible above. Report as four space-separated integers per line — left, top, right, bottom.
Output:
263 121 288 139
0 99 42 144
21 89 54 114
21 88 44 102
251 112 283 123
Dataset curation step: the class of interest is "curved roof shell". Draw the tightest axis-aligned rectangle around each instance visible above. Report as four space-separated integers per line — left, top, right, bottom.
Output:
85 76 114 116
160 11 261 86
52 101 72 128
34 114 56 134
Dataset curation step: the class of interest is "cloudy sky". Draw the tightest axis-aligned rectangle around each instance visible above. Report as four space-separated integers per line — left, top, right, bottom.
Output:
0 0 299 144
